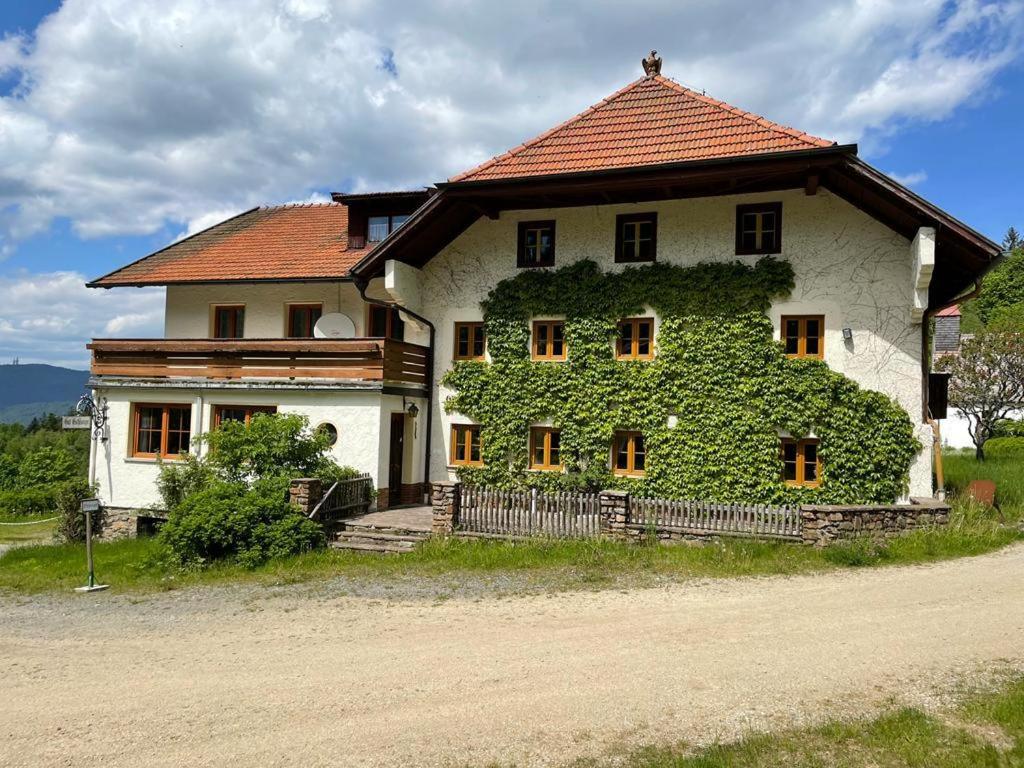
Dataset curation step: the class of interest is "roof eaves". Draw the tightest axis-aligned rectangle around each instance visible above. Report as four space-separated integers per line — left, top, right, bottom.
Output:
86 206 260 288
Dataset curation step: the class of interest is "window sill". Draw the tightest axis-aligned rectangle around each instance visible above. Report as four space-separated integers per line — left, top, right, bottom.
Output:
124 456 187 464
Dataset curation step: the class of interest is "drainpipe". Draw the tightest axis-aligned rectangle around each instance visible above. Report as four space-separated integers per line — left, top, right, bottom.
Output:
353 275 435 502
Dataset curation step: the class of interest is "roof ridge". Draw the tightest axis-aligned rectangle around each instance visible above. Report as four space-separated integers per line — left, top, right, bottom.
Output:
261 202 345 210
651 75 834 148
449 76 650 183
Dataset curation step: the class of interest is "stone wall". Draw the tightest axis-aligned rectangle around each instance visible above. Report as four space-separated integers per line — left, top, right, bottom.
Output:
800 498 950 547
97 507 167 541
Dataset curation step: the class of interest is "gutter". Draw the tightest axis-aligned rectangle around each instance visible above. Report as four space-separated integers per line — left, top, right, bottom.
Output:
353 275 436 503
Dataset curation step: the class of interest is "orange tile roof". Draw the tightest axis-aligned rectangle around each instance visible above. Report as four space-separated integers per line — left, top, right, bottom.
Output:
89 204 367 286
451 75 835 183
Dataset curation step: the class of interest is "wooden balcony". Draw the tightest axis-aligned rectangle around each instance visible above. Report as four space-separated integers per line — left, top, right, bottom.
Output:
88 338 429 386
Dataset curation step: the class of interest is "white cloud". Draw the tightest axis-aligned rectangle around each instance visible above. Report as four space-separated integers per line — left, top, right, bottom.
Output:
0 0 1018 261
887 170 929 187
0 271 163 368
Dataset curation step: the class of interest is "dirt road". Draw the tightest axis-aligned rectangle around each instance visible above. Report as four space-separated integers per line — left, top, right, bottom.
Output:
3 545 1023 767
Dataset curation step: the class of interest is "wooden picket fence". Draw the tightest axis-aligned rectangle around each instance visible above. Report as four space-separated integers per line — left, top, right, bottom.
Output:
454 484 801 542
631 496 801 539
460 485 601 538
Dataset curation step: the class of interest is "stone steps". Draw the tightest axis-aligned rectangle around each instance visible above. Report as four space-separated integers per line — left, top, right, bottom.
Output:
330 524 430 554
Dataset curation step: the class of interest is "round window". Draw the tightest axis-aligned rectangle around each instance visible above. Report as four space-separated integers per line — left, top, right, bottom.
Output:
317 422 339 446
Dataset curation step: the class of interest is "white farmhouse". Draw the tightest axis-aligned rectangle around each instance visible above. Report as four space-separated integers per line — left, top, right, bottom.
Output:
86 67 1000 527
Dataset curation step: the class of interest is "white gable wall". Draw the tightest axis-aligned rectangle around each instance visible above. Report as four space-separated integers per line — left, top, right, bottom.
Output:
417 187 932 498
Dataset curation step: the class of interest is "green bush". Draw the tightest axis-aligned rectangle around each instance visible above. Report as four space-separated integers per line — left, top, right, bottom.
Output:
16 446 79 487
156 453 216 509
0 485 58 516
157 477 324 568
55 480 103 543
983 437 1024 460
201 413 339 483
992 419 1024 439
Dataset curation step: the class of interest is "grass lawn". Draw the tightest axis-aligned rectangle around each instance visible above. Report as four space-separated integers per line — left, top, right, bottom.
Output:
0 513 57 546
582 675 1024 767
0 452 1020 596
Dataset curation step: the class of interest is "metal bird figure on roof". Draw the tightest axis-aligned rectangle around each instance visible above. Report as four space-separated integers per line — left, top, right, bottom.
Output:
642 50 662 77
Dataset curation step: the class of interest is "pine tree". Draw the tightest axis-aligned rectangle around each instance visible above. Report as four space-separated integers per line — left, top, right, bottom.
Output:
1004 226 1022 252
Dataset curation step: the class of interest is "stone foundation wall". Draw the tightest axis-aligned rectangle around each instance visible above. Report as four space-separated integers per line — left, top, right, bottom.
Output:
431 484 951 547
800 498 950 547
97 507 167 541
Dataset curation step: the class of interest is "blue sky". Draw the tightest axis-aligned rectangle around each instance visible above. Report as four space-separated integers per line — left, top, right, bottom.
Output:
0 0 1021 367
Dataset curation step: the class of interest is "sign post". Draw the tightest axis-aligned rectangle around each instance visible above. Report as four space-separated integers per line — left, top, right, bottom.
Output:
74 498 108 593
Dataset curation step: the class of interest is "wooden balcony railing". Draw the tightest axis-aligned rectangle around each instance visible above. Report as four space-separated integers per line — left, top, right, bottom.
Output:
87 338 429 385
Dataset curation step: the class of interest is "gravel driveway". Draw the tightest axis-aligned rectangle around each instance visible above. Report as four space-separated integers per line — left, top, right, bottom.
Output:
3 544 1023 767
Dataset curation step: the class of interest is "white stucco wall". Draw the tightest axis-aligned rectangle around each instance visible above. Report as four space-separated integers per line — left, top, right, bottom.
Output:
91 384 426 510
416 188 932 498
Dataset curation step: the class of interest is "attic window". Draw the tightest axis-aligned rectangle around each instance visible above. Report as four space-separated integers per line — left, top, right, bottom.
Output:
736 202 782 255
517 221 556 268
368 214 409 242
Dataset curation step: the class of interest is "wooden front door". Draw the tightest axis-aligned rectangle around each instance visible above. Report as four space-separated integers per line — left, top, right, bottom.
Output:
387 413 405 506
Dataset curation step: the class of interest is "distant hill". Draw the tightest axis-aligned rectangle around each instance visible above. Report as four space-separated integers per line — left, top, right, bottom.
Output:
0 364 90 425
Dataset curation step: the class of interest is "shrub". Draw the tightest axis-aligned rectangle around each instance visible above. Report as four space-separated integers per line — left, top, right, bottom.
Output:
0 455 17 490
158 477 324 568
17 446 79 487
55 480 103 543
201 413 337 483
0 485 58 516
992 419 1024 439
982 436 1024 460
156 454 216 509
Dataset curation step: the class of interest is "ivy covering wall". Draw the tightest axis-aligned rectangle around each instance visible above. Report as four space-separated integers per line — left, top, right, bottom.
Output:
442 258 920 504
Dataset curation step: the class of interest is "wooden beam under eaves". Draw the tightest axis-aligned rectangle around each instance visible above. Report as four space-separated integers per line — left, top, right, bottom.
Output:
805 174 819 196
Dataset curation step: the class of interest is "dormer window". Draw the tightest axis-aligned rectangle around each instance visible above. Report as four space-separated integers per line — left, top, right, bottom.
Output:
368 214 409 242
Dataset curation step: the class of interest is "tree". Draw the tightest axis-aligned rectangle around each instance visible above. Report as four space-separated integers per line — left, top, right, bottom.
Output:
938 330 1024 459
1004 226 1022 253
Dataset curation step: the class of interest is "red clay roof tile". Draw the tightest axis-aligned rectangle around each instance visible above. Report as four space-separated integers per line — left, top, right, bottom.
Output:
450 75 834 183
89 203 366 286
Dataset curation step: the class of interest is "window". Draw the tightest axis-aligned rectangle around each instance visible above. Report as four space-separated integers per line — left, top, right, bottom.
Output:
616 212 657 263
529 427 562 471
616 317 654 360
212 305 245 339
287 304 322 338
367 214 409 242
532 320 566 360
781 315 824 359
450 424 482 466
132 404 191 459
368 305 405 340
517 220 556 268
317 422 339 446
736 202 782 255
613 431 646 476
213 405 276 428
453 322 486 360
781 438 821 487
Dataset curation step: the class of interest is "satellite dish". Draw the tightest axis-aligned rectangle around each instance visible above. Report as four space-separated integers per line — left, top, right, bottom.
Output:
314 313 356 339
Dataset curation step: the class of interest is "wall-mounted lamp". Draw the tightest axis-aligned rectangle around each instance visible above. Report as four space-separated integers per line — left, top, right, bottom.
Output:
842 327 854 342
407 403 420 419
